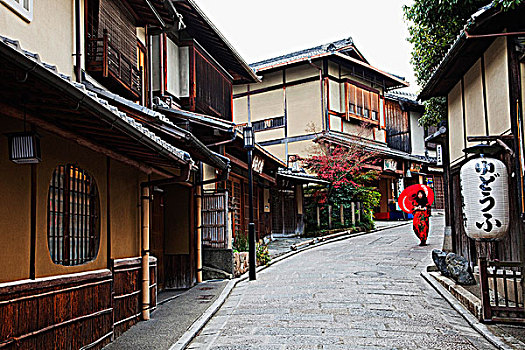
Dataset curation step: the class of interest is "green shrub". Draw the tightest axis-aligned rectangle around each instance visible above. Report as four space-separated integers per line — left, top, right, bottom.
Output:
256 243 271 266
233 232 249 252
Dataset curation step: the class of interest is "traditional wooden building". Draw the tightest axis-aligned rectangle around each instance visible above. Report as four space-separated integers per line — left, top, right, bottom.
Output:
0 0 241 347
419 3 525 322
0 33 203 348
233 40 438 220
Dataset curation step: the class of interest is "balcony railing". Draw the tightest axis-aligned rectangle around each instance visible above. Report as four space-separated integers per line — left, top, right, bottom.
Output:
86 30 141 100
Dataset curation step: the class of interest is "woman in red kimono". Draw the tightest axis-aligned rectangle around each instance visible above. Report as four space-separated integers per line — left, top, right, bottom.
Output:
412 190 430 246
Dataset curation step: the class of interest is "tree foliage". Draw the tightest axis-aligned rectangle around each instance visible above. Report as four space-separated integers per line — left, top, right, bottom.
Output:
300 145 381 228
404 0 524 126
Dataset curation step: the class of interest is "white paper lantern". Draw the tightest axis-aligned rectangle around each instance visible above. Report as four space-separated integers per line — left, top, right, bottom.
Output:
460 157 509 241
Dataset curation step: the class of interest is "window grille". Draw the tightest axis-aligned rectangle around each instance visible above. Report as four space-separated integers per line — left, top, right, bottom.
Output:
47 165 100 266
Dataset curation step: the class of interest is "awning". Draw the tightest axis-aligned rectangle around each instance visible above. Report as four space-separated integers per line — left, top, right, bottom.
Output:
277 170 330 185
0 36 191 177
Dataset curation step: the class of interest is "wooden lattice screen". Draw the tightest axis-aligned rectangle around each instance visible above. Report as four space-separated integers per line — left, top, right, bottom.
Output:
201 191 229 248
47 165 100 266
95 0 137 65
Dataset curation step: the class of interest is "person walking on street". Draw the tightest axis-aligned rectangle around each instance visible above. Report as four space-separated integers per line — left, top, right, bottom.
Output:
412 190 430 246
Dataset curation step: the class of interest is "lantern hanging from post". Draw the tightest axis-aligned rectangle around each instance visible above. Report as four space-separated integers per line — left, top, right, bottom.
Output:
7 132 41 164
460 157 509 241
243 126 254 149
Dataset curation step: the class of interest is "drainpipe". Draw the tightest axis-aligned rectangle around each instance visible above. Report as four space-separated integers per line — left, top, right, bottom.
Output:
74 0 82 82
147 26 154 108
308 59 325 130
141 186 151 320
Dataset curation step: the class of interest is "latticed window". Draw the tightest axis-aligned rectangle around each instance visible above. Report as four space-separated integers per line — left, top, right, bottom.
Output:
47 165 100 266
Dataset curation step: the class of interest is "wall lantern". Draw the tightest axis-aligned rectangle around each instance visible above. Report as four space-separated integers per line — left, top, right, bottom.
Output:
460 156 509 241
7 132 41 164
243 126 255 150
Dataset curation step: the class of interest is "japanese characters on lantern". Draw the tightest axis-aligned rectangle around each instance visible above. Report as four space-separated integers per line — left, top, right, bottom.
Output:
460 157 509 240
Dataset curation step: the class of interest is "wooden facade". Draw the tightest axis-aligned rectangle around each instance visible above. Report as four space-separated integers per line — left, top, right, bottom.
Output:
0 0 291 348
384 99 410 154
113 257 157 338
86 0 142 99
418 4 525 322
0 270 113 350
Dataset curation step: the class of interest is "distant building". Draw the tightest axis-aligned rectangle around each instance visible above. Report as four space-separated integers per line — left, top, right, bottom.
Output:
233 38 442 219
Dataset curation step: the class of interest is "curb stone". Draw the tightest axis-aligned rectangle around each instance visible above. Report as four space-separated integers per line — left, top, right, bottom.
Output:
172 221 412 349
421 270 520 350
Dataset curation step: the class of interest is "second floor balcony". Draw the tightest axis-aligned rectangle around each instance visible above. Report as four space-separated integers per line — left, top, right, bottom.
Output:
152 36 233 121
86 30 142 101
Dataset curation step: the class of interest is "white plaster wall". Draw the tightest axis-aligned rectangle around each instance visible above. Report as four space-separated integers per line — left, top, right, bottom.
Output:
0 0 77 76
448 81 465 165
484 37 511 135
409 111 426 156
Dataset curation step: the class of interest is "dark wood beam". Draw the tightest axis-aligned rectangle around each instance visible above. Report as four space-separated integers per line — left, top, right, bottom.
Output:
0 102 172 178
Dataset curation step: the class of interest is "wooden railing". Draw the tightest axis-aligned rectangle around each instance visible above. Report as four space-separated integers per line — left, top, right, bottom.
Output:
479 257 524 323
86 30 141 99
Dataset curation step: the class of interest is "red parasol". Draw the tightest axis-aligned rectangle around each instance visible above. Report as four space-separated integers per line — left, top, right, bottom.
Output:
398 184 434 214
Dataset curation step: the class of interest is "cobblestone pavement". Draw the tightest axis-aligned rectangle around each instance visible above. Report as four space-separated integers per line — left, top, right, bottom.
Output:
188 217 496 350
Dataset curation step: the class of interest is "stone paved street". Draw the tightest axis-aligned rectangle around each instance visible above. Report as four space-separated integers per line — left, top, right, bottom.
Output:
188 217 496 350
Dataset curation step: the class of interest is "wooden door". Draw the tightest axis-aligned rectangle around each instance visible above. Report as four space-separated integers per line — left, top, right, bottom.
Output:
150 189 165 290
201 191 228 248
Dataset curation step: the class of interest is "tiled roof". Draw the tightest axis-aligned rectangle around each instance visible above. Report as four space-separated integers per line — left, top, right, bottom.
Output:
249 37 409 89
251 37 360 71
385 91 423 106
319 131 435 164
0 35 192 164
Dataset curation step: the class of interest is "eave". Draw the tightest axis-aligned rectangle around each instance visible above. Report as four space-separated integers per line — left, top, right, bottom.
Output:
419 4 525 100
254 52 409 90
172 0 259 84
0 36 192 177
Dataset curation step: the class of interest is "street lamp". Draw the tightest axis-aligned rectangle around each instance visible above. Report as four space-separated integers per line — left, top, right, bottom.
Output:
243 125 256 281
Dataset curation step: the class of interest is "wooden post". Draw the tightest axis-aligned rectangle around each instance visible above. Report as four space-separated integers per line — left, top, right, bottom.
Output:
316 206 320 228
328 205 332 229
357 202 361 222
196 185 203 283
340 204 344 226
30 163 37 279
351 202 356 226
141 186 150 321
478 257 492 322
103 30 109 78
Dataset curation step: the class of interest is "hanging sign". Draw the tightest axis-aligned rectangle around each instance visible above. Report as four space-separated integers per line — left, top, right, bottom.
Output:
410 162 423 173
383 159 397 172
252 155 264 174
460 157 509 241
436 145 443 166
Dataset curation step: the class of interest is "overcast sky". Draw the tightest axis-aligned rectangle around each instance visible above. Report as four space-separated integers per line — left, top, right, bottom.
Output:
194 0 418 93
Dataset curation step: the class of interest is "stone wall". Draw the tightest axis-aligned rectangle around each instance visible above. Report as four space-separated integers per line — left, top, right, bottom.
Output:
203 248 234 280
234 252 249 277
